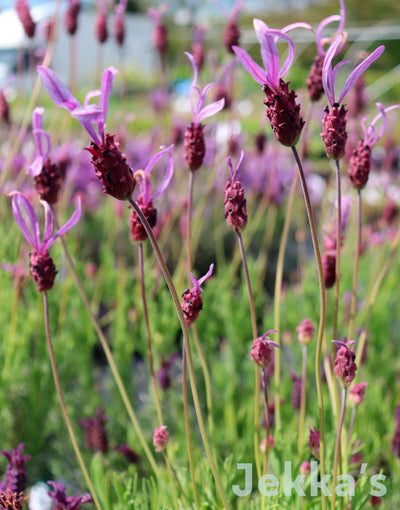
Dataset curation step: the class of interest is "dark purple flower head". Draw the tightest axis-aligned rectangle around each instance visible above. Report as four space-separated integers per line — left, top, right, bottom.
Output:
332 339 357 387
95 0 108 44
30 107 62 204
222 0 243 53
80 407 108 454
47 481 93 510
147 4 168 56
1 444 31 495
349 103 400 189
64 0 80 36
290 372 302 410
15 0 35 38
10 192 81 292
296 318 315 346
181 264 214 328
114 444 140 464
0 490 26 509
224 151 247 233
114 0 127 46
249 330 279 368
233 20 310 146
308 426 320 459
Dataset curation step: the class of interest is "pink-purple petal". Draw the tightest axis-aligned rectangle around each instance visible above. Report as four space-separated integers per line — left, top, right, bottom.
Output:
322 33 343 105
84 90 101 106
197 263 214 288
150 145 174 201
45 196 82 249
100 67 118 124
338 45 385 104
11 193 40 249
29 156 44 177
32 106 44 131
316 15 341 54
197 98 225 123
266 29 295 80
37 66 80 111
232 45 266 85
33 128 51 159
41 199 54 249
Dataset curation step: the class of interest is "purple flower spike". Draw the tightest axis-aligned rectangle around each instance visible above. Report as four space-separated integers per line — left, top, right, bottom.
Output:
225 151 247 233
181 264 214 327
332 339 357 387
130 145 174 242
1 443 31 495
10 192 81 292
250 329 279 368
47 481 93 510
233 20 310 146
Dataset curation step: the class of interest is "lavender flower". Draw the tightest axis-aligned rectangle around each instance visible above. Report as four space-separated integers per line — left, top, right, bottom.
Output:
306 0 346 102
0 444 31 495
64 0 80 36
181 264 214 327
15 0 35 38
38 65 136 200
183 52 224 172
349 382 369 406
129 145 174 242
224 151 247 233
47 481 93 510
147 4 168 57
11 192 81 292
95 0 108 44
249 330 279 368
233 20 311 146
308 426 320 459
348 103 400 189
114 0 127 46
222 0 243 54
332 339 357 387
153 425 169 452
321 34 385 160
30 107 62 204
296 318 315 346
79 407 108 454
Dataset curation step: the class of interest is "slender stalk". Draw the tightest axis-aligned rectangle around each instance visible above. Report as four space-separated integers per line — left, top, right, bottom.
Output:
331 386 347 510
291 145 327 510
54 216 159 477
262 369 271 475
162 450 190 507
182 343 200 509
347 407 357 445
187 171 195 272
138 243 164 426
237 232 261 480
273 171 299 433
297 345 308 456
348 190 362 341
128 197 230 509
332 159 342 341
43 293 102 510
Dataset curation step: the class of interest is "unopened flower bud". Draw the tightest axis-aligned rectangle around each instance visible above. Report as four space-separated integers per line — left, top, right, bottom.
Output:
15 0 35 38
322 252 336 289
308 426 320 459
296 318 315 346
183 123 205 171
300 460 311 475
250 331 278 368
29 250 57 292
321 104 348 160
306 55 324 102
224 178 247 233
129 197 157 242
348 140 371 190
223 20 240 54
64 1 80 35
260 435 275 453
95 11 108 44
333 341 357 387
349 382 369 406
153 425 169 452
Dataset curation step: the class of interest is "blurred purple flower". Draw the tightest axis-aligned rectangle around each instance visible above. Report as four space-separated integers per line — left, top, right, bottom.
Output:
1 443 31 495
47 481 93 510
114 0 127 46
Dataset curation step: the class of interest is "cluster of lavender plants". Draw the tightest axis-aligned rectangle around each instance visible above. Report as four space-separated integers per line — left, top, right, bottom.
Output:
1 0 400 508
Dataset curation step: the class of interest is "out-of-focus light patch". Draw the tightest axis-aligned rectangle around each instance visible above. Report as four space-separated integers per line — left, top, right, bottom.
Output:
173 96 191 115
307 173 326 205
363 173 384 206
237 99 253 117
29 482 53 510
215 119 241 145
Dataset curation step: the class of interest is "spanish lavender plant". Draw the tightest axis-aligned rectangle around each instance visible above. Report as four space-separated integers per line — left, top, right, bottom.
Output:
114 0 127 47
47 481 93 510
37 65 136 201
181 264 214 328
0 444 30 496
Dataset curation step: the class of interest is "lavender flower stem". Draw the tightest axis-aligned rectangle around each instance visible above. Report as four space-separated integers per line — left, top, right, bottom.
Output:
273 171 299 434
43 293 102 510
332 159 342 343
128 197 230 509
291 145 327 510
237 231 261 479
347 407 357 444
348 190 362 341
138 243 164 426
54 216 159 477
298 345 308 455
331 386 347 510
262 368 271 475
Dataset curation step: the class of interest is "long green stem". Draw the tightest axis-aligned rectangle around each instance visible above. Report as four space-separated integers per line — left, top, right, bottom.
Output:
273 171 299 433
128 197 230 509
262 369 271 475
43 293 102 510
291 145 327 510
331 386 347 510
297 345 308 456
332 160 342 341
138 243 164 426
237 232 261 480
55 219 159 477
348 190 362 342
